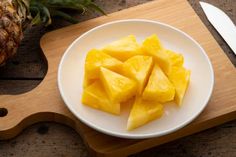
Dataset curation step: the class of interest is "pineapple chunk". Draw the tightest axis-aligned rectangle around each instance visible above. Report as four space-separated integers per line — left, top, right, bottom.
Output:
143 64 175 102
85 49 123 80
100 67 137 102
81 81 120 115
103 35 142 61
168 66 190 105
83 73 96 88
142 34 171 74
166 50 184 67
127 98 163 130
122 55 153 95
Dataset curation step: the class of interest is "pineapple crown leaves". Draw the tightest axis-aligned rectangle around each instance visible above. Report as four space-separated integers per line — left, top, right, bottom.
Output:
0 0 31 27
29 0 106 26
14 0 31 22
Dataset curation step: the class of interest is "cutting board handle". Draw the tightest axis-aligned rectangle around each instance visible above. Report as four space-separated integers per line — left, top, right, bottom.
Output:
0 76 76 140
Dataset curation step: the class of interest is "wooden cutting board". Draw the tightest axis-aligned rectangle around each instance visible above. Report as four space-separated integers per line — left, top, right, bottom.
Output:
0 0 236 156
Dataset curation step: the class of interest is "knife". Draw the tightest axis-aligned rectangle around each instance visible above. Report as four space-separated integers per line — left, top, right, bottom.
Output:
200 1 236 55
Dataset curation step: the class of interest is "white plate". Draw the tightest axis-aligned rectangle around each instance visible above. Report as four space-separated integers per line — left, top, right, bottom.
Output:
58 19 214 139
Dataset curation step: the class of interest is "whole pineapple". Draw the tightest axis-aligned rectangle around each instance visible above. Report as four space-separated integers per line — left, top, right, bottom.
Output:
0 0 104 66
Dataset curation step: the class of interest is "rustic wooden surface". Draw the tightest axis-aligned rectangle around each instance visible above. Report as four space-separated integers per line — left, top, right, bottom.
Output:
0 0 235 156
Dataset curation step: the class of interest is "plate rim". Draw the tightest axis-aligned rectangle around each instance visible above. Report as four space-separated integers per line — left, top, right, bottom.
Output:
58 19 214 139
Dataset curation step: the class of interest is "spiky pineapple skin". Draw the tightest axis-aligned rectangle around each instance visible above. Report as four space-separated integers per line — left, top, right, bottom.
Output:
0 0 104 66
0 0 29 65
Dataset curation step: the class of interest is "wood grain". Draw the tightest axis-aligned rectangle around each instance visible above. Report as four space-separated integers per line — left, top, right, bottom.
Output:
0 26 47 79
0 80 41 94
0 1 235 155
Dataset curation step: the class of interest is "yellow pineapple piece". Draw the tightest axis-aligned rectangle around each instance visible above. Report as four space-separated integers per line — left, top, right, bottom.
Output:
85 49 123 80
142 34 171 74
100 67 137 102
103 35 142 61
122 55 153 94
83 73 96 88
143 64 175 102
127 98 163 130
168 66 190 105
81 81 120 115
166 50 184 67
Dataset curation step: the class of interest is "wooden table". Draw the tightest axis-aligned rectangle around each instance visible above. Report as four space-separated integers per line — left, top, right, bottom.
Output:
0 0 235 156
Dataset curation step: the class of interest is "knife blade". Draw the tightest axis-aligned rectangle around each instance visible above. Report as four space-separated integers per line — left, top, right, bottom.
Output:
200 1 236 55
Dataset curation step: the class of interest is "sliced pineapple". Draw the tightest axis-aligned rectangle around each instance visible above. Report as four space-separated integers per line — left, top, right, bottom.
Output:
127 97 163 130
85 49 123 80
100 67 137 102
83 73 97 88
122 55 153 95
81 81 120 115
143 64 175 102
142 34 171 74
168 66 190 105
81 34 191 130
103 35 142 61
166 50 184 67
